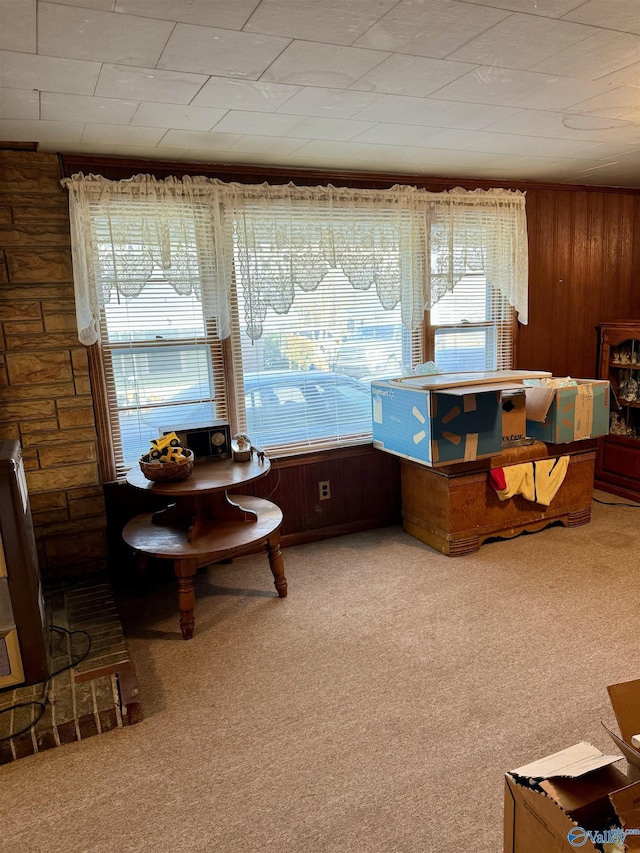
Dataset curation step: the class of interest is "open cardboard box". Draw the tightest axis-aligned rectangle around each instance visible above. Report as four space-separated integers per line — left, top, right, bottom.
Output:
504 742 640 852
605 679 640 785
525 378 610 443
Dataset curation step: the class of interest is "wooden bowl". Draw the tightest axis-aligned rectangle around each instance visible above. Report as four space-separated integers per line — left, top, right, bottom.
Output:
139 449 194 482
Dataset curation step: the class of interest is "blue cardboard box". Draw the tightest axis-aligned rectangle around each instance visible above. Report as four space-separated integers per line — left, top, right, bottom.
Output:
371 377 504 466
524 379 610 443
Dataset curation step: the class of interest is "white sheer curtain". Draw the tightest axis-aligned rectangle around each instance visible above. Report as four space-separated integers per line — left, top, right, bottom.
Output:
62 173 528 345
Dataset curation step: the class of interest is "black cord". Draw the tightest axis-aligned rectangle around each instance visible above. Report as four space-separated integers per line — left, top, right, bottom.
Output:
0 625 92 743
594 497 640 508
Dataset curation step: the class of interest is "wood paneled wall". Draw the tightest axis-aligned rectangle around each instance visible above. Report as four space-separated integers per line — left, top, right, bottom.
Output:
518 188 640 379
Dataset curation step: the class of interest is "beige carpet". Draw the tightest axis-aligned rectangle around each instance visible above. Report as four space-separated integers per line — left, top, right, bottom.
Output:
1 492 639 853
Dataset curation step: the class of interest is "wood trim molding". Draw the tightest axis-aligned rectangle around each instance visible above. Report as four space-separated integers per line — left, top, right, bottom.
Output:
60 154 640 196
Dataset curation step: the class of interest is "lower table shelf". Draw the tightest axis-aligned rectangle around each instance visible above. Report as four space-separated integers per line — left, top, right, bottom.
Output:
122 495 287 639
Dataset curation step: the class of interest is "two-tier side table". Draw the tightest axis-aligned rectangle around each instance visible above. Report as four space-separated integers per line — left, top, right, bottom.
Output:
123 456 287 640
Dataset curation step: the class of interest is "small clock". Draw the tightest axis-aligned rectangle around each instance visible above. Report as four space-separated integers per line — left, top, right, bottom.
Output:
161 420 231 460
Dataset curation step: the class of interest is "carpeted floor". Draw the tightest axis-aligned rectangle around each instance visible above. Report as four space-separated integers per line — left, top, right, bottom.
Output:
1 492 638 853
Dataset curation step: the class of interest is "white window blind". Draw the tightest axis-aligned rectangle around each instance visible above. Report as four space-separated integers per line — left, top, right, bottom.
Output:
101 277 228 478
430 273 514 372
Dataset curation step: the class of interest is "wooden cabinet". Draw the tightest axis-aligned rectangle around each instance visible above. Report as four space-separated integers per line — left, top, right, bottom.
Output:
595 321 640 502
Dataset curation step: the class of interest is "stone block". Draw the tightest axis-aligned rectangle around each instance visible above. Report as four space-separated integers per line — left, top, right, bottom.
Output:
0 399 56 421
6 249 73 283
26 462 100 492
0 301 41 320
13 202 68 222
0 153 63 194
22 426 96 448
70 348 89 375
43 529 107 568
0 256 7 282
3 320 45 334
6 331 80 350
68 495 106 519
0 382 75 400
18 418 59 433
44 312 76 333
0 207 11 226
32 507 69 525
29 490 68 512
57 395 92 410
6 351 72 384
58 407 95 429
0 224 70 247
39 442 97 467
74 377 92 395
0 285 73 301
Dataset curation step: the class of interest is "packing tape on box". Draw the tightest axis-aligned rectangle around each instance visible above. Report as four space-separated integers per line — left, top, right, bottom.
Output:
574 384 594 440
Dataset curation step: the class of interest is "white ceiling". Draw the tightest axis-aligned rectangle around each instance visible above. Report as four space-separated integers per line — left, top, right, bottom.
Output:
1 0 639 187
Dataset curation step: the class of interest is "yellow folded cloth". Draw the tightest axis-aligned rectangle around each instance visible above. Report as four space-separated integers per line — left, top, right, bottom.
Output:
490 457 570 506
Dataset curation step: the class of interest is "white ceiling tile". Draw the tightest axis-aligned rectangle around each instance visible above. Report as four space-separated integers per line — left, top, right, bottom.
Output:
0 87 39 120
353 0 511 58
191 78 301 113
231 135 308 155
561 0 640 34
158 129 242 150
355 94 521 130
350 55 476 97
0 118 85 144
428 67 617 111
81 122 166 145
528 30 640 79
260 41 389 88
569 86 640 120
114 0 260 29
0 0 35 52
568 141 640 159
275 87 383 119
211 110 304 136
507 77 625 111
38 3 174 66
157 24 290 79
447 14 597 69
598 62 640 88
244 0 397 45
347 124 435 146
0 50 102 95
131 102 227 131
46 0 117 9
454 0 583 15
41 92 138 124
95 65 208 105
284 116 378 141
484 108 640 144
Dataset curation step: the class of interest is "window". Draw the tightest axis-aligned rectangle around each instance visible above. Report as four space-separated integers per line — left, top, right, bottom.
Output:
63 175 526 480
427 273 514 372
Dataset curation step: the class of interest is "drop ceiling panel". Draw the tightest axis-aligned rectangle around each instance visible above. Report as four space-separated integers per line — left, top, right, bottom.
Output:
0 0 637 188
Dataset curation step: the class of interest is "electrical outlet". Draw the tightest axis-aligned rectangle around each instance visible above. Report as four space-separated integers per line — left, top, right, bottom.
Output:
319 480 331 500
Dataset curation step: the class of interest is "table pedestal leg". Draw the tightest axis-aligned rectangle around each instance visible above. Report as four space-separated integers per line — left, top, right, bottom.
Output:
175 558 198 640
266 534 287 598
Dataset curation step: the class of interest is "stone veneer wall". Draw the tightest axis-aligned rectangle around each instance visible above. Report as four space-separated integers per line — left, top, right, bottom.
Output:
0 148 107 580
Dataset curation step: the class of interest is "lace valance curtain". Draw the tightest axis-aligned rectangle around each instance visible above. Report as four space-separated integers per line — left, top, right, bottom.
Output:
62 173 528 345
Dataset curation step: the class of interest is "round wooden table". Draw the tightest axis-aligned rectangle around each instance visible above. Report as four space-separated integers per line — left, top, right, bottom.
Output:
123 456 287 639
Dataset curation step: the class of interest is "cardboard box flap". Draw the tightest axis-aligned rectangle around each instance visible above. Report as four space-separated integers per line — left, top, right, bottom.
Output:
391 369 551 390
524 385 556 423
609 781 640 847
608 680 640 749
436 382 526 396
604 724 640 771
540 764 629 827
511 742 622 780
